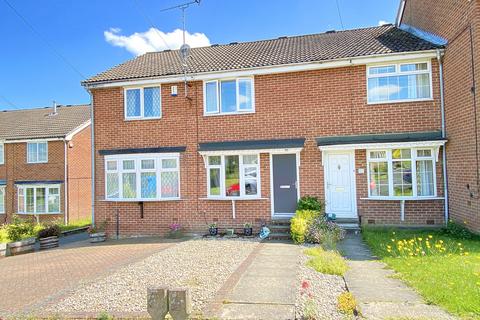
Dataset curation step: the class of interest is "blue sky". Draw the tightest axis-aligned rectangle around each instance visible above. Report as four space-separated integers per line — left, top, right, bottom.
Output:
0 0 399 110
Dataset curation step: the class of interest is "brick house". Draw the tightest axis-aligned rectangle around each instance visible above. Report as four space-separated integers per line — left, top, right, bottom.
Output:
0 105 92 224
83 25 448 236
397 0 480 232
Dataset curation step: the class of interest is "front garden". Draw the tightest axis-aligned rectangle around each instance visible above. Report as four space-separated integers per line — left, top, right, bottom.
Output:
363 224 480 319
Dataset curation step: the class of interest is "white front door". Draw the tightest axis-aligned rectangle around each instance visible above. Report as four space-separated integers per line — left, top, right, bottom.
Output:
324 151 357 218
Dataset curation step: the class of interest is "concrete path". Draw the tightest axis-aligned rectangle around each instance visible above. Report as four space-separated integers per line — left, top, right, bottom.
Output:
207 240 300 319
339 232 456 320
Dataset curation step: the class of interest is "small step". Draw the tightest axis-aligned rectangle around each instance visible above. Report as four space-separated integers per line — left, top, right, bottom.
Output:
269 225 291 233
268 232 291 240
269 218 291 226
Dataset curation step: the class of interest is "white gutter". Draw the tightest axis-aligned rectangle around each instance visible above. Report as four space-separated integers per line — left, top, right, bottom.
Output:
83 50 441 89
63 139 69 225
437 49 449 225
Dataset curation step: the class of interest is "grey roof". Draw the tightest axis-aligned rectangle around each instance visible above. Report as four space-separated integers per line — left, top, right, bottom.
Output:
316 131 444 146
0 105 91 140
84 25 440 85
99 146 187 156
199 138 306 152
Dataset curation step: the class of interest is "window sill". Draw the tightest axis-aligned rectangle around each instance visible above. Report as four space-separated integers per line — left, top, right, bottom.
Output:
361 196 444 201
200 197 268 201
124 117 162 121
17 212 62 215
367 98 434 105
27 162 48 164
203 111 255 117
101 198 182 202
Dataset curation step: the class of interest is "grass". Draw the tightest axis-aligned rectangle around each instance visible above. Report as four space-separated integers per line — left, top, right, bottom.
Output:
58 217 92 232
304 247 348 276
362 227 480 319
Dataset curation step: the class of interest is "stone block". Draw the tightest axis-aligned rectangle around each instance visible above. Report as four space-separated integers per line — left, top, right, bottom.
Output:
168 287 191 320
147 286 169 320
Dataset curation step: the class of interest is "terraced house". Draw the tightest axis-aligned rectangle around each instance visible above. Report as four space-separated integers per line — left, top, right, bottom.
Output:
83 25 449 236
0 105 92 224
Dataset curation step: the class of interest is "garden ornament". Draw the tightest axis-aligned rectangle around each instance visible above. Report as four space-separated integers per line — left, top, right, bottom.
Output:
259 226 270 239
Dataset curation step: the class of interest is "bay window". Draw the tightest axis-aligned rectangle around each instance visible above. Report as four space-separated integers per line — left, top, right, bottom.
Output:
206 154 259 198
0 186 5 213
124 86 161 119
367 62 432 103
105 154 180 201
17 185 60 214
27 142 48 163
204 78 254 114
367 148 437 198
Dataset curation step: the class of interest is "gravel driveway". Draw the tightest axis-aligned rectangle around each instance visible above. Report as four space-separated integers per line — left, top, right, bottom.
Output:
46 238 259 316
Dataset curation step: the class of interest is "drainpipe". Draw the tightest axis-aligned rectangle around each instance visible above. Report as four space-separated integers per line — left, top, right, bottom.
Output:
437 49 449 226
87 89 95 227
63 139 68 225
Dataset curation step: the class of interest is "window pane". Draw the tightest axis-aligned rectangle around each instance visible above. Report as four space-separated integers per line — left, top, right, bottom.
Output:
141 172 157 198
417 160 434 196
220 80 237 113
48 188 60 212
369 73 430 102
393 161 413 196
144 87 161 117
107 173 119 198
400 63 428 72
28 143 37 163
209 168 221 196
0 144 4 164
417 149 432 157
161 171 179 198
107 161 117 171
36 188 46 213
123 173 136 198
225 155 239 196
369 65 395 75
126 89 141 117
244 167 258 196
38 143 47 162
141 159 155 170
123 160 135 170
369 151 386 159
208 156 221 165
162 159 177 169
238 79 253 110
18 188 24 213
243 154 258 165
392 149 411 159
369 162 389 196
0 188 4 213
205 81 218 113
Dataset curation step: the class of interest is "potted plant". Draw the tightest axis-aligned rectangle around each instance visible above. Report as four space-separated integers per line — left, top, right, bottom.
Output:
5 215 36 255
243 222 253 236
38 225 61 250
168 223 183 239
88 220 106 243
208 222 218 236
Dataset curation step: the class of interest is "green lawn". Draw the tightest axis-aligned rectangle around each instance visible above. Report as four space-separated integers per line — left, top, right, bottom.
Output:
362 227 480 319
58 217 92 232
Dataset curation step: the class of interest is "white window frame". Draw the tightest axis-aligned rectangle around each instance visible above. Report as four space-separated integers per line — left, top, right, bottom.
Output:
0 186 5 214
203 77 255 115
27 141 48 164
17 184 61 214
104 153 180 201
124 86 162 120
0 142 4 165
367 148 437 200
206 154 261 199
366 60 433 104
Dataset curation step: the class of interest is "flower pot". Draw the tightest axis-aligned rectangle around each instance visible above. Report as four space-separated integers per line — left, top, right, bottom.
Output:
39 236 59 250
0 243 8 257
89 232 106 243
209 227 218 236
244 227 253 236
8 237 36 256
168 230 183 239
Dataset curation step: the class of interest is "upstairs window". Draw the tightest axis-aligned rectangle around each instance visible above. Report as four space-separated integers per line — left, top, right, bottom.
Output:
367 62 432 103
204 78 254 115
27 142 48 163
124 86 161 119
0 143 4 165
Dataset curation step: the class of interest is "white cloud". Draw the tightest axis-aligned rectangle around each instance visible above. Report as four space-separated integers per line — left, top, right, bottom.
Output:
378 20 390 26
104 27 210 56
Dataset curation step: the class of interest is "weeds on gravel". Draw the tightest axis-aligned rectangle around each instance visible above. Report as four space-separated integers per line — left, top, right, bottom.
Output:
304 247 348 276
97 311 114 320
337 292 357 315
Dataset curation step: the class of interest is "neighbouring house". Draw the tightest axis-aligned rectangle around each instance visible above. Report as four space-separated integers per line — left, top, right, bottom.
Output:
83 24 448 236
397 0 480 232
0 104 92 224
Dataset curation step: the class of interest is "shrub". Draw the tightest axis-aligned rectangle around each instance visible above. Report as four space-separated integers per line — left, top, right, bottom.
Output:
337 292 357 315
442 220 476 240
290 210 320 244
6 215 37 242
306 216 346 249
38 225 61 238
305 247 348 276
297 196 324 212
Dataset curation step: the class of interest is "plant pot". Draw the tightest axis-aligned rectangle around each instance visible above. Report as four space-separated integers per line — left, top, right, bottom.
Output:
167 230 183 239
209 227 218 236
244 227 253 236
0 243 8 257
8 237 36 256
89 232 106 243
39 236 59 250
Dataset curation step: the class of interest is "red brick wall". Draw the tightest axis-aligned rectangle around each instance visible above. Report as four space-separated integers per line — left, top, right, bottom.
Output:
401 0 480 232
0 141 65 223
93 62 445 236
67 125 92 222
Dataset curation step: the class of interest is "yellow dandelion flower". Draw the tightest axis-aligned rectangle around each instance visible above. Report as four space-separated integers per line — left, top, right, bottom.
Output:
428 235 433 239
418 237 423 241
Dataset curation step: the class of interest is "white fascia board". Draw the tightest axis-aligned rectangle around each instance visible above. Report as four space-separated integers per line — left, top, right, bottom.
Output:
4 137 64 143
65 120 92 141
198 147 303 157
84 50 440 89
318 140 447 151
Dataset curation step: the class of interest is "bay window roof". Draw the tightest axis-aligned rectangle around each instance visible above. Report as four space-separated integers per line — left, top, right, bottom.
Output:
317 131 445 147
